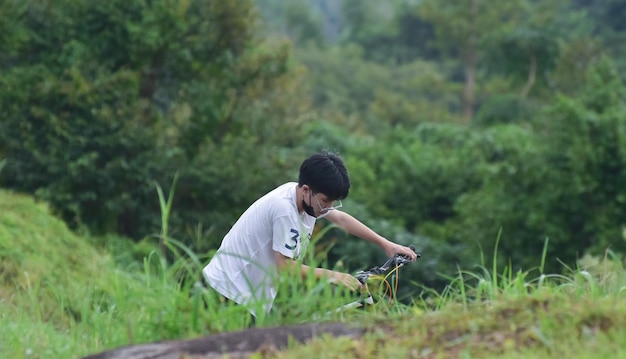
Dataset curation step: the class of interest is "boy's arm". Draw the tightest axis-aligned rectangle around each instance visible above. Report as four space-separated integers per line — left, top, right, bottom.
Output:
324 210 418 261
273 252 361 290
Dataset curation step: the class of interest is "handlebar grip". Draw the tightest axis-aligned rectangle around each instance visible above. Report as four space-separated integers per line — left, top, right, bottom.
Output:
398 245 420 262
354 272 369 284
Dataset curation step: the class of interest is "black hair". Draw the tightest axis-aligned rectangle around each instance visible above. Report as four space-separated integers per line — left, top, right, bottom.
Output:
298 151 350 200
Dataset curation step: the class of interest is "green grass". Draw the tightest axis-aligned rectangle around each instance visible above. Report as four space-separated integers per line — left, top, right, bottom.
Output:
1 188 626 358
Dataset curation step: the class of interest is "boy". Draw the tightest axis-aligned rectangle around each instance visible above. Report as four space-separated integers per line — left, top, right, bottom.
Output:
202 151 417 317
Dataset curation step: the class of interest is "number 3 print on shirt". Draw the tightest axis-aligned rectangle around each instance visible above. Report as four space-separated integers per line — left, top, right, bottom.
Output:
285 228 299 250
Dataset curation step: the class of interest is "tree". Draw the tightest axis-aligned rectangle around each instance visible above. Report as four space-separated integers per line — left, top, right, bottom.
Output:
482 1 589 100
419 0 525 122
0 0 309 241
454 58 626 273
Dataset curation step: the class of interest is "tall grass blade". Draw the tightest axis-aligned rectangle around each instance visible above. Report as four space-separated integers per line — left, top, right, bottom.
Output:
492 228 503 291
540 237 549 274
152 172 180 269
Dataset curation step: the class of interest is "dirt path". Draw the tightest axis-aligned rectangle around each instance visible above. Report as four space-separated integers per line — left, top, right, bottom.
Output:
80 322 365 359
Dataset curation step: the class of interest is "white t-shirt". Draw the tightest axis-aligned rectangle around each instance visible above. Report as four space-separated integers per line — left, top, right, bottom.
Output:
202 182 316 316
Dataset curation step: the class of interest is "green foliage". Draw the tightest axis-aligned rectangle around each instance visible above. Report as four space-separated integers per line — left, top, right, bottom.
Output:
254 0 329 45
0 0 308 241
334 124 489 290
538 59 626 256
450 59 626 273
338 56 626 275
297 44 460 134
346 124 482 232
452 124 554 271
1 62 164 234
480 1 578 99
340 0 434 64
474 94 535 126
418 0 524 55
576 0 626 75
485 27 560 98
549 37 607 95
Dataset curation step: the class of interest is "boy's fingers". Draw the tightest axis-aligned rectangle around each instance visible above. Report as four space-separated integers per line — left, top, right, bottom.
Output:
402 246 417 260
344 274 361 291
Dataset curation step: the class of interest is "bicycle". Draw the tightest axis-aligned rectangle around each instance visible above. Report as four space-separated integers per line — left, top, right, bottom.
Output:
329 245 420 314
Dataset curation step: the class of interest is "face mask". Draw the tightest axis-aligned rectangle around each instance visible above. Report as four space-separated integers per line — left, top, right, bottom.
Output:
302 188 333 219
302 199 316 217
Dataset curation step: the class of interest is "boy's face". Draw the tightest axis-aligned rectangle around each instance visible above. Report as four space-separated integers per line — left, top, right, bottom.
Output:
303 186 342 218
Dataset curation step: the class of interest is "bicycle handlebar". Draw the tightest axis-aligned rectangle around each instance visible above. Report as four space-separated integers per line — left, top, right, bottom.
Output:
353 245 420 284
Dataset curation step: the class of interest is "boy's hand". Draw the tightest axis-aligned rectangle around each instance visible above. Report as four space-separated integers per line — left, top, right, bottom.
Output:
383 241 418 261
329 271 362 291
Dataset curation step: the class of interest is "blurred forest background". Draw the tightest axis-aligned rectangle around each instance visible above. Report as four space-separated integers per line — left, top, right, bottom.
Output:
1 0 625 292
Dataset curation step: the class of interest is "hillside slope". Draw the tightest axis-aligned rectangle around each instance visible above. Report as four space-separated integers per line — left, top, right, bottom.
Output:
0 190 108 303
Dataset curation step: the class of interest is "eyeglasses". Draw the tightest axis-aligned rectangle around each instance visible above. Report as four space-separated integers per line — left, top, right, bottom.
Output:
312 193 343 214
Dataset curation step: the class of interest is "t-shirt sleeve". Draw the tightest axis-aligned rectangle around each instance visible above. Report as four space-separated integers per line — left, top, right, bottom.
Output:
272 214 302 259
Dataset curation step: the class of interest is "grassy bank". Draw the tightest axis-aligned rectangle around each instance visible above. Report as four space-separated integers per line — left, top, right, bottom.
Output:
1 189 625 358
